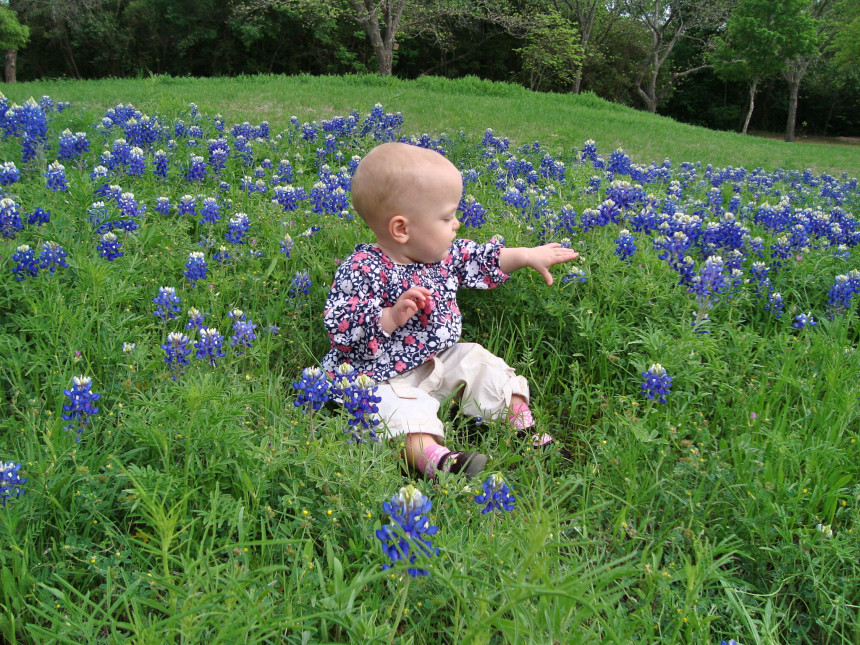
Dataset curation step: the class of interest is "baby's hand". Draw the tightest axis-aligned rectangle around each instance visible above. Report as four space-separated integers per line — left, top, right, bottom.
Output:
529 243 579 285
381 286 433 333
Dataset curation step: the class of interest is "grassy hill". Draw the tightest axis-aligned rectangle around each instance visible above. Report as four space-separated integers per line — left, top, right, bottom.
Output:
3 73 858 177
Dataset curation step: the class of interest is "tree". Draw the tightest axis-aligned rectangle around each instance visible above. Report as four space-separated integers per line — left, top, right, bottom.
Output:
0 3 29 83
713 0 818 135
781 0 828 141
516 11 584 91
621 0 731 113
236 0 526 77
550 0 623 93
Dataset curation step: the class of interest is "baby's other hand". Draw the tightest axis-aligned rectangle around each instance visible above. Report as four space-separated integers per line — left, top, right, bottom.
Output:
382 286 433 332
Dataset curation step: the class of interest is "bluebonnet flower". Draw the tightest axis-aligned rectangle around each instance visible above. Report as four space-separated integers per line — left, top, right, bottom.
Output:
766 291 785 319
690 255 728 307
720 640 739 645
827 270 860 316
122 342 136 353
186 155 207 181
155 196 171 215
337 373 382 442
0 461 26 505
562 266 587 283
90 165 109 183
154 149 168 179
280 234 294 258
38 241 69 274
614 229 636 261
228 308 246 321
58 129 78 159
0 161 20 186
153 286 181 320
213 245 232 264
184 251 207 286
11 244 38 281
459 195 487 228
28 207 50 226
118 192 145 219
195 327 226 366
186 307 207 330
199 197 221 225
62 375 101 441
292 367 331 411
86 201 109 229
225 212 251 244
127 147 146 176
474 473 516 514
178 194 197 216
230 319 258 354
1 197 23 239
288 270 312 298
375 484 439 577
272 185 308 211
641 363 673 404
97 232 123 261
792 312 817 329
162 331 192 381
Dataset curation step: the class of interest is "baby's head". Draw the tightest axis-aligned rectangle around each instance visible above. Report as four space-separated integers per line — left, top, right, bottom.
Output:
351 143 463 263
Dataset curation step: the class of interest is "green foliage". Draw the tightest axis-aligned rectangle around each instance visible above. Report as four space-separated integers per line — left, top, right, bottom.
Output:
516 12 584 92
0 4 29 51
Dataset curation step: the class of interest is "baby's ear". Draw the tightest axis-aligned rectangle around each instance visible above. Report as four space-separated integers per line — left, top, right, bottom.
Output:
388 215 409 243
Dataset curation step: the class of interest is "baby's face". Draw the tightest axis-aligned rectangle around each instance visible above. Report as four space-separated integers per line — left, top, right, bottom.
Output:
399 161 462 264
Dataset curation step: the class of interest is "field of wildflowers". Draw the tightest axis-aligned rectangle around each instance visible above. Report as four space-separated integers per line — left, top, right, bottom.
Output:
1 86 859 643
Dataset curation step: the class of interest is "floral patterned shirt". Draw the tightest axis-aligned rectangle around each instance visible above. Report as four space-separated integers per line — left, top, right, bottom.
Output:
321 238 509 382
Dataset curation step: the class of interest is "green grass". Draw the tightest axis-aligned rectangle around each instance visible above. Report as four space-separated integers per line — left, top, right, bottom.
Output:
0 74 859 643
2 73 858 177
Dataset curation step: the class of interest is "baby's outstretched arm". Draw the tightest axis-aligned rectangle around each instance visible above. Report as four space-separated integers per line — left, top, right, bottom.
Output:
380 286 433 333
499 243 579 285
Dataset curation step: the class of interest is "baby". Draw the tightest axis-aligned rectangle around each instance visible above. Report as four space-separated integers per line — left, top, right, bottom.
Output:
321 142 578 478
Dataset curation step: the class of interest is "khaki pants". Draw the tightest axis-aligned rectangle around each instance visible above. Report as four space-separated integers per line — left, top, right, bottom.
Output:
375 342 529 439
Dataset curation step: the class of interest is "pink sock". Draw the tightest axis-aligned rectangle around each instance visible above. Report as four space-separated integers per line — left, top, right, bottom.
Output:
508 401 534 430
508 402 553 447
417 444 451 478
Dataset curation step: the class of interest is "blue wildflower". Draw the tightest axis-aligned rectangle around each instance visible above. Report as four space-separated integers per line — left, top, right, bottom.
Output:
0 161 20 186
641 363 673 404
154 196 171 215
474 473 516 514
38 241 69 274
459 195 487 228
11 244 38 281
562 266 587 283
152 286 181 320
614 229 636 262
827 270 860 316
792 312 817 329
0 461 26 506
225 212 251 244
62 375 101 441
337 373 382 442
97 232 123 261
127 147 146 176
195 327 226 366
0 197 23 239
186 154 207 181
184 251 207 286
213 245 232 264
766 291 785 319
27 207 50 226
292 367 331 411
178 194 197 216
280 234 294 258
288 270 312 299
230 319 258 355
375 484 439 577
154 149 168 179
199 197 221 225
185 307 207 330
161 331 192 381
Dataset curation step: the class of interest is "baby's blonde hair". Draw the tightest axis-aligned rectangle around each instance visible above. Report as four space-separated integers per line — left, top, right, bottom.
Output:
351 142 457 232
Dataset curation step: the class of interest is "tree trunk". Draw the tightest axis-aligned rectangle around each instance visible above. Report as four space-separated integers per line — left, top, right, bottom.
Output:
5 49 16 83
785 78 799 142
742 76 758 135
